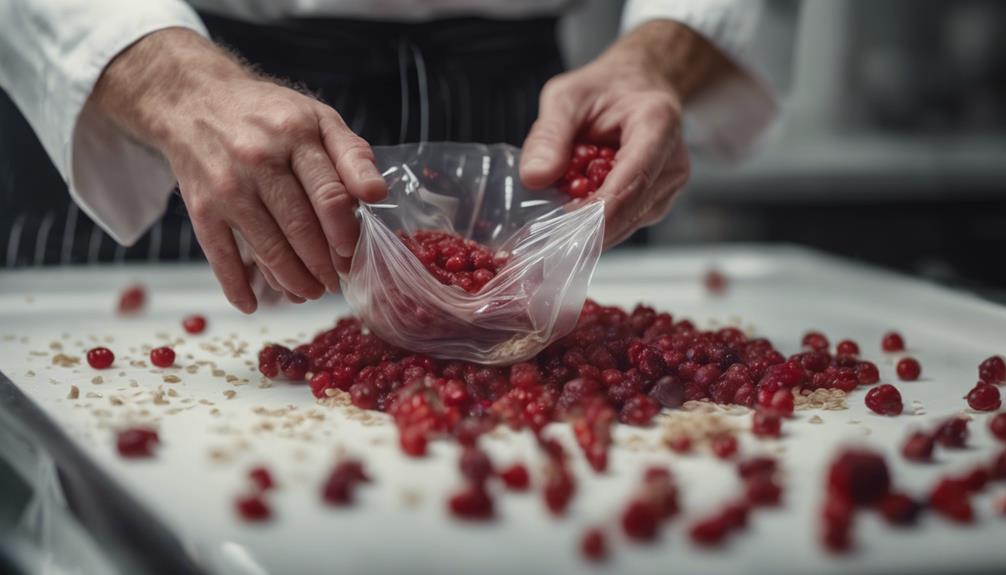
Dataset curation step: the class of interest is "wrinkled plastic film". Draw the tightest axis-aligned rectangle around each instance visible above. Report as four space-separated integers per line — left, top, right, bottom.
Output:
341 143 604 364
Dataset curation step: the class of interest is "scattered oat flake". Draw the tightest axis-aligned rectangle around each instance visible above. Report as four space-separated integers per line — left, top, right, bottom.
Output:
162 375 181 383
808 415 824 424
25 370 36 377
224 390 237 399
67 385 79 400
91 376 104 385
167 388 179 397
51 353 80 367
85 392 102 399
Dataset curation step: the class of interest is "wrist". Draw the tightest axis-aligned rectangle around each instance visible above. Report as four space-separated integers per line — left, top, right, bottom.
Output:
91 27 251 149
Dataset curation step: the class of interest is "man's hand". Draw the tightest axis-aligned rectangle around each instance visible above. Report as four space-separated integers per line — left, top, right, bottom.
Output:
91 28 386 312
520 20 735 248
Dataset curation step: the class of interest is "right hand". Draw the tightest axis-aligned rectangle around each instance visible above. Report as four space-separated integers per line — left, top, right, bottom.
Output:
91 28 387 313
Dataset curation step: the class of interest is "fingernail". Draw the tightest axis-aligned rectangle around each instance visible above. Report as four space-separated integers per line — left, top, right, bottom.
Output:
335 242 355 258
523 157 548 172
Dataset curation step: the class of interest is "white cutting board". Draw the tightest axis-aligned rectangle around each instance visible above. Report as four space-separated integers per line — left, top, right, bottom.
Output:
1 245 1005 575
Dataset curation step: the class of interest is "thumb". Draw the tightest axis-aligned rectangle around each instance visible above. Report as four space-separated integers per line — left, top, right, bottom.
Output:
317 106 387 203
519 79 583 189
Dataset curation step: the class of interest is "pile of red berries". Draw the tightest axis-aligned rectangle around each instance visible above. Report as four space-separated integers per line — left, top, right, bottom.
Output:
557 144 616 198
396 230 508 294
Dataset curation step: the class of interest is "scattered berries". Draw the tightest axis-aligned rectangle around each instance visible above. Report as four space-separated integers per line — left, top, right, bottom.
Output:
149 346 175 368
967 383 1001 411
182 314 207 334
117 284 146 314
896 357 921 381
116 427 159 458
86 347 115 369
499 463 530 491
978 355 1005 384
397 230 507 294
865 384 903 416
235 494 271 521
881 331 905 352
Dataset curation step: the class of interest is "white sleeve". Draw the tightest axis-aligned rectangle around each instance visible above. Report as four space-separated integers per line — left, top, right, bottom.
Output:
622 0 798 161
0 0 208 246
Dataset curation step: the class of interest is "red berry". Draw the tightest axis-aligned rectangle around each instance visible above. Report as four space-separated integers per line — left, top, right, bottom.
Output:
935 417 969 448
979 355 1006 384
117 284 146 314
448 484 494 520
856 361 880 385
667 435 692 454
573 143 599 162
827 449 890 506
865 384 903 415
877 492 921 526
116 426 159 458
567 176 595 199
901 431 935 462
990 413 1006 442
249 466 274 491
235 494 271 521
896 357 921 381
703 268 727 294
752 411 782 438
499 463 530 491
836 340 859 356
580 528 607 562
967 383 1001 411
737 456 777 481
746 476 783 507
711 434 738 459
598 146 617 160
149 346 175 368
399 427 428 457
182 314 207 334
881 331 905 352
543 462 575 516
621 498 659 541
86 346 115 369
929 478 973 523
585 158 613 186
689 516 729 547
322 459 369 505
459 447 493 484
802 331 829 352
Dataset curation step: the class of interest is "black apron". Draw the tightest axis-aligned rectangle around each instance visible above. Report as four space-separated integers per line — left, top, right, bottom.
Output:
0 14 564 267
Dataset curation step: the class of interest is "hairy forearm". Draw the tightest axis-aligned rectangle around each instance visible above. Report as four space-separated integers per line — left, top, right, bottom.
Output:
604 20 738 102
90 27 250 148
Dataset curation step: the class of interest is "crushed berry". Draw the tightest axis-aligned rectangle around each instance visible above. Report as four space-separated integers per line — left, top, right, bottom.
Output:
499 463 530 491
117 284 146 314
881 331 905 352
979 355 1006 384
322 459 370 505
86 347 115 370
896 358 921 381
865 384 903 416
966 383 1001 411
397 230 507 294
235 494 271 521
149 346 175 368
116 426 159 458
182 314 207 334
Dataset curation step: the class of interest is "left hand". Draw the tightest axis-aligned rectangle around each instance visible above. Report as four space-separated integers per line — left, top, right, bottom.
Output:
520 20 733 248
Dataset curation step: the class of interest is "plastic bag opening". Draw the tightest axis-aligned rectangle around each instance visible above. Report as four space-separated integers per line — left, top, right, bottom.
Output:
341 142 604 365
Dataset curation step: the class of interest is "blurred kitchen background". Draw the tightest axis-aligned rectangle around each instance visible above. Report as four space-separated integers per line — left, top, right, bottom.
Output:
3 0 1005 295
566 0 1006 298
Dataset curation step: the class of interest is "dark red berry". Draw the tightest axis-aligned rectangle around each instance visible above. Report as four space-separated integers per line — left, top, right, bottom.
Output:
235 494 271 521
856 361 880 385
459 447 493 484
752 410 782 438
399 427 428 457
929 478 973 523
543 462 575 516
499 463 530 491
117 284 146 314
802 331 829 352
621 498 659 541
711 434 738 459
865 384 903 415
448 484 494 520
877 492 921 526
836 340 859 356
182 314 207 334
580 528 607 562
667 435 692 454
87 347 114 369
935 417 969 448
896 357 920 381
746 476 783 507
901 431 934 462
689 516 729 547
703 268 727 294
249 466 274 491
827 449 890 506
990 413 1006 442
967 383 1001 411
322 459 369 505
881 331 905 352
979 355 1006 384
149 346 175 368
116 426 159 458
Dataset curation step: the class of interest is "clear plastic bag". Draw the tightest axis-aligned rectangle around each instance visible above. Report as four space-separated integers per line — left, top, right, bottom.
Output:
341 142 604 365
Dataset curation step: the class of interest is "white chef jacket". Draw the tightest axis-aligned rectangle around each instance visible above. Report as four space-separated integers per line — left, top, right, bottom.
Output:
0 0 793 246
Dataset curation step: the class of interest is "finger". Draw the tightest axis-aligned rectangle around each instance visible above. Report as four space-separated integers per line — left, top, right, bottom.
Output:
226 196 325 300
292 143 362 264
259 169 341 293
256 259 305 304
604 153 688 249
189 217 257 314
519 78 584 189
316 107 387 203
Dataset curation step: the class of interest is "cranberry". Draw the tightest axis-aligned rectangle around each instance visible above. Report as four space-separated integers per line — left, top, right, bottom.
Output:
836 340 859 356
499 463 530 491
619 394 659 426
991 449 1006 480
116 427 159 458
580 528 607 562
746 476 782 507
322 459 369 505
877 492 920 526
585 158 613 186
962 466 989 492
901 431 935 462
667 435 692 454
752 411 782 438
990 413 1006 442
802 331 829 352
896 357 921 381
448 484 494 520
865 384 903 416
249 466 274 491
935 417 969 448
856 361 880 385
737 456 777 480
149 346 175 368
703 268 727 294
399 427 428 457
979 355 1006 384
689 516 729 547
279 352 309 380
827 449 890 506
459 447 493 484
621 498 659 541
182 314 207 334
86 347 115 369
966 383 1001 411
881 331 905 352
235 494 271 521
559 143 616 197
543 462 575 516
929 478 973 523
117 284 146 314
710 435 738 459
349 382 378 409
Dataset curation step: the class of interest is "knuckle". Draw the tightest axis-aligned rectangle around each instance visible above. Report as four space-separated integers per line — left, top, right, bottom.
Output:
336 135 373 164
231 138 276 165
314 182 354 215
644 92 680 124
540 74 571 102
185 196 211 221
267 104 314 136
257 234 290 270
210 171 243 202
